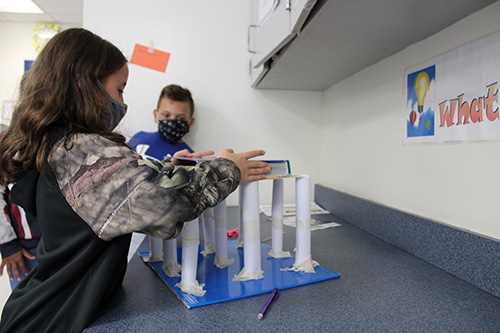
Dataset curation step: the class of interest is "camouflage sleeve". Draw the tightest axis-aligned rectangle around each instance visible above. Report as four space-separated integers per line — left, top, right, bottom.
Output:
48 134 241 241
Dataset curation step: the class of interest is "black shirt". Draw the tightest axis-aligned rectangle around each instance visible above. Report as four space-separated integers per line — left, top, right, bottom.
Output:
0 169 131 333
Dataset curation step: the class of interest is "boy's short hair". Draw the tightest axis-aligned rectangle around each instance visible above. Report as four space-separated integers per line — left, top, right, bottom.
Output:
157 85 194 117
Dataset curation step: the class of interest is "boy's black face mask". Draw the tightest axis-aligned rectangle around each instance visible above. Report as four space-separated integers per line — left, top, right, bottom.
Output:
158 119 189 143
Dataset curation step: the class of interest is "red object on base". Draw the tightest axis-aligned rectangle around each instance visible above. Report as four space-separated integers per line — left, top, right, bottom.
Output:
227 228 239 237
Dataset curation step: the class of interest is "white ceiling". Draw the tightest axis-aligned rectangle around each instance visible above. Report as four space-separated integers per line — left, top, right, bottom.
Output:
0 0 82 24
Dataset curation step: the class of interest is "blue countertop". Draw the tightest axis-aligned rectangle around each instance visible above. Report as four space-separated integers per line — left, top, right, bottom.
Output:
85 210 500 332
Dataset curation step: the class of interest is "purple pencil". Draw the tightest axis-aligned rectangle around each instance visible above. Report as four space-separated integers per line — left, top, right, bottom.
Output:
258 288 279 320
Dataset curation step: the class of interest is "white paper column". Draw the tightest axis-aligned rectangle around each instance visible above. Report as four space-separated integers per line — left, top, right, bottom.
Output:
268 178 290 258
237 188 244 248
214 200 234 268
288 175 316 273
201 209 215 256
162 237 181 277
233 181 263 281
175 218 206 296
146 236 163 262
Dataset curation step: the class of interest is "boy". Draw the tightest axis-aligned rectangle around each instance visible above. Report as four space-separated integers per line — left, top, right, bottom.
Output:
129 85 197 262
129 84 196 160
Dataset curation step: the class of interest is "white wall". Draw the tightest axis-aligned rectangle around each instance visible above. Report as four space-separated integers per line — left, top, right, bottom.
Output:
320 2 500 241
84 0 322 206
0 22 79 126
0 22 42 125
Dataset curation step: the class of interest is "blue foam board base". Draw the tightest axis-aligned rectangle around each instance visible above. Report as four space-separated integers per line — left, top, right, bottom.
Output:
139 239 340 308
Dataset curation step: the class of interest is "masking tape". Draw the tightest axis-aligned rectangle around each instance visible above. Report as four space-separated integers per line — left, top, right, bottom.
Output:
245 230 260 245
203 209 214 218
182 234 199 247
272 217 283 229
215 217 227 228
243 219 258 233
296 218 311 229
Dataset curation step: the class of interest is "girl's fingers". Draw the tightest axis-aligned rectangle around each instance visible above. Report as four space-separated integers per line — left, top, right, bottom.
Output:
248 166 271 175
191 150 215 158
240 150 266 160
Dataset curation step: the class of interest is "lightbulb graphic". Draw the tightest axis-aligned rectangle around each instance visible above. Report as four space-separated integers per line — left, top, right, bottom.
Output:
415 72 430 113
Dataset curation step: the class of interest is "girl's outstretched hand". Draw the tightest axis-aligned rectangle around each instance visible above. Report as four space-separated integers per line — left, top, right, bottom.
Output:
173 149 215 159
171 149 215 165
217 149 270 183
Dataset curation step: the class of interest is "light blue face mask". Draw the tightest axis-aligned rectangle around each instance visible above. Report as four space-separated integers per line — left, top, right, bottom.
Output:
97 81 128 131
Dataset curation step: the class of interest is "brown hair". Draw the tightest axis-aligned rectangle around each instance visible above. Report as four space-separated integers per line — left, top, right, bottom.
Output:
157 85 194 117
0 28 128 185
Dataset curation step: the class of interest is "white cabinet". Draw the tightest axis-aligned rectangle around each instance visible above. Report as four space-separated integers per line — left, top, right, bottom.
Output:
290 0 318 34
248 0 316 87
249 0 497 91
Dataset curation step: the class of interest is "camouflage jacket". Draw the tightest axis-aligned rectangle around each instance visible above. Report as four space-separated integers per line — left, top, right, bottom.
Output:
48 134 240 241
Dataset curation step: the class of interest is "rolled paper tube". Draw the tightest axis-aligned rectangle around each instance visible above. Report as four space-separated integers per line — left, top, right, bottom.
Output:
235 181 263 279
180 218 200 287
214 200 229 260
201 209 215 256
270 178 287 257
237 187 244 248
147 236 163 262
162 237 181 277
295 175 311 264
213 200 234 268
268 178 290 258
163 238 178 264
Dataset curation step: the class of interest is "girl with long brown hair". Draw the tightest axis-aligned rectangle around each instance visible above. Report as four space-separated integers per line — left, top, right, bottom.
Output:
0 28 269 332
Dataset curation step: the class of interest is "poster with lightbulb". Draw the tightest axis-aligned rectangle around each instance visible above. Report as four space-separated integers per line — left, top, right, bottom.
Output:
406 66 435 139
404 30 500 143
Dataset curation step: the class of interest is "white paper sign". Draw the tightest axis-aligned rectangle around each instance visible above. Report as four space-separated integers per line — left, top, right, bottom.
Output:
404 31 500 143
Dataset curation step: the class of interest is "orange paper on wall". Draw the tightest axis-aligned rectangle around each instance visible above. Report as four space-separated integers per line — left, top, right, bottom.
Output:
130 44 171 73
